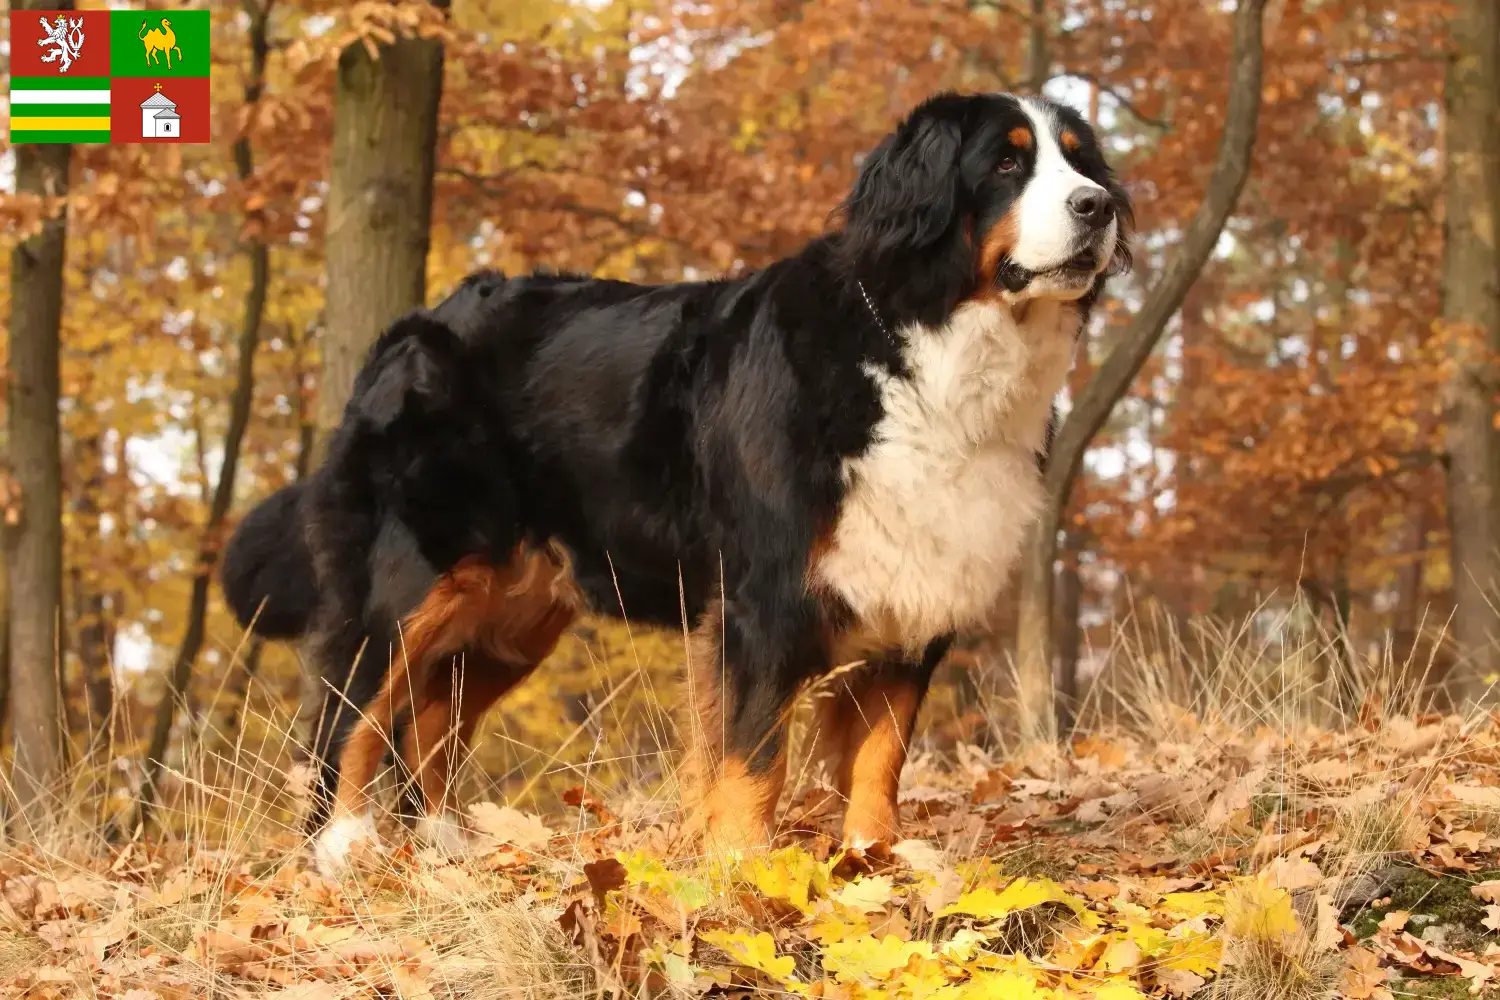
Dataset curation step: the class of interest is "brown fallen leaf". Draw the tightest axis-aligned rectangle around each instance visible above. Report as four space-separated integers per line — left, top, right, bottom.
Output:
1378 910 1411 933
1156 968 1207 997
1258 855 1323 892
584 857 627 904
1072 735 1128 770
970 769 1012 804
1422 942 1496 993
563 785 618 824
1445 785 1500 810
1341 946 1387 1000
1079 880 1122 902
468 803 554 851
1472 880 1500 904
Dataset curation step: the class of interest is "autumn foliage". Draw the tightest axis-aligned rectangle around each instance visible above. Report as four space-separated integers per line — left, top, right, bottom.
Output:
1 0 1497 996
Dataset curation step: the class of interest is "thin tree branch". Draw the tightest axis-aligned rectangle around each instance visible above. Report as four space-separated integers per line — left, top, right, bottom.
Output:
129 0 273 837
1045 0 1266 513
1013 0 1267 741
1053 71 1171 130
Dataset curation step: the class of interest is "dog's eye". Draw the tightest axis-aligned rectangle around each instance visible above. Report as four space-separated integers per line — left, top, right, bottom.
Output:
997 157 1020 174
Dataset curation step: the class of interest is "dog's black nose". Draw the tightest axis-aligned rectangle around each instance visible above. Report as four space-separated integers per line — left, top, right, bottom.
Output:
1067 187 1113 227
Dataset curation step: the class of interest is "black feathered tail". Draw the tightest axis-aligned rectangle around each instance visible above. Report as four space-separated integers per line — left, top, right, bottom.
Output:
220 481 318 639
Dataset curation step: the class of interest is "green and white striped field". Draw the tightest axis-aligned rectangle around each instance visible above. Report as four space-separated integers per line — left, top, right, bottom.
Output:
9 76 111 144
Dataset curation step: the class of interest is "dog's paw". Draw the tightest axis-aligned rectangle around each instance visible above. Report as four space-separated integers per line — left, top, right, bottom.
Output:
314 813 382 875
416 812 470 855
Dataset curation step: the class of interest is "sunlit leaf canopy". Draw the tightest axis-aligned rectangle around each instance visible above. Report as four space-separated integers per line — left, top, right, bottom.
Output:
0 0 1457 790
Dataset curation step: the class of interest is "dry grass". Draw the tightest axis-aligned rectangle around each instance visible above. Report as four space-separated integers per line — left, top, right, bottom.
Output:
0 604 1495 999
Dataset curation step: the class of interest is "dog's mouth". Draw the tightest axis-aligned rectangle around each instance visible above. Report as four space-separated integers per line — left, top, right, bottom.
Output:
1056 247 1099 274
993 241 1111 295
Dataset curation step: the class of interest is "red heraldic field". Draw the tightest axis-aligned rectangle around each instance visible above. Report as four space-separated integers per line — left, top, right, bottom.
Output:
7 8 211 145
9 10 113 143
111 78 210 145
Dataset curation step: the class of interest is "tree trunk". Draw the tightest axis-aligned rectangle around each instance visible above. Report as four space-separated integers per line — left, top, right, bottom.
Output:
131 1 273 833
1054 531 1083 734
1014 0 1268 742
6 93 71 833
314 0 449 456
1441 0 1500 699
1025 0 1048 94
0 538 10 750
72 433 114 753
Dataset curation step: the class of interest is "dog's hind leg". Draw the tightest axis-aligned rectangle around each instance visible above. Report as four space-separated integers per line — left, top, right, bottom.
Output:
315 645 419 874
389 544 582 856
401 653 531 854
304 614 394 851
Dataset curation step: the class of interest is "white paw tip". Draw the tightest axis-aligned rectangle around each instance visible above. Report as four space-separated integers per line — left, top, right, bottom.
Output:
845 832 893 851
315 813 381 874
416 813 469 854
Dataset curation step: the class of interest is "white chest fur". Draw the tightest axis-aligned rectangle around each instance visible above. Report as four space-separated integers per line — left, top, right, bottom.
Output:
815 299 1076 648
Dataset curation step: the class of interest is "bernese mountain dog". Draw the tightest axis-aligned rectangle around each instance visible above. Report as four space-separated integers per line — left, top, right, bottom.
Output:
220 91 1132 872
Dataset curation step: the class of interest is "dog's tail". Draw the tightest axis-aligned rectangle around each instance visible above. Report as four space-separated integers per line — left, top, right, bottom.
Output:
220 481 319 639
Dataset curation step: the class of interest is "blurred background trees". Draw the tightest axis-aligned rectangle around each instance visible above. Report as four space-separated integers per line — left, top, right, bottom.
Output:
0 0 1494 830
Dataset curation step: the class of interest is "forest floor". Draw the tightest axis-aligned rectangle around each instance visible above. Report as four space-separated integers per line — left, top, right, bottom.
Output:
2 687 1500 999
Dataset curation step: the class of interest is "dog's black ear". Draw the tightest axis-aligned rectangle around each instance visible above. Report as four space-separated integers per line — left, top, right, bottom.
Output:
354 313 465 429
838 114 963 267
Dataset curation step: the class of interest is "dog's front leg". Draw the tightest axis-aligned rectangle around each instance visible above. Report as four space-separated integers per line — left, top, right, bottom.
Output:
682 595 822 854
812 637 950 848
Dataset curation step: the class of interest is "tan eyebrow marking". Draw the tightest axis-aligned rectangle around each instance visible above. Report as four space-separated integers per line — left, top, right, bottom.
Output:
1007 126 1033 149
1060 129 1081 151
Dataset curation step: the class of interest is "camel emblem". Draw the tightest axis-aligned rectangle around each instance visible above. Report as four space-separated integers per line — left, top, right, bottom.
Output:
138 17 182 70
37 13 86 74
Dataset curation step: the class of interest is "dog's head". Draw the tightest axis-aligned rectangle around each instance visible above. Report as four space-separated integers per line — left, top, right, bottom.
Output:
836 92 1133 327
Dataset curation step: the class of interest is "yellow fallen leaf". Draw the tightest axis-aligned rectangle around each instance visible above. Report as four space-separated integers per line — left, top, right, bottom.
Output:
1156 932 1224 976
700 929 798 984
953 968 1049 999
822 934 934 985
1090 980 1152 1000
1098 936 1144 972
941 928 992 962
741 846 832 915
939 877 1090 924
1158 891 1224 920
833 875 895 914
1483 904 1500 933
1223 879 1300 944
617 849 709 913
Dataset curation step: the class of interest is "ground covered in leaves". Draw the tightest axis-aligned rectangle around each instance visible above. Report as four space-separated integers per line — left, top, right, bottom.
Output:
5 710 1500 999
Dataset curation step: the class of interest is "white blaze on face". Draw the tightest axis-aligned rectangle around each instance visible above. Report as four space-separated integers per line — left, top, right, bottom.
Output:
1009 98 1113 272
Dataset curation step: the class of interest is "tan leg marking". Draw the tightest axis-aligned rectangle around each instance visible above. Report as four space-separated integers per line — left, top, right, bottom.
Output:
680 602 787 852
815 669 925 847
327 543 582 843
402 656 526 844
